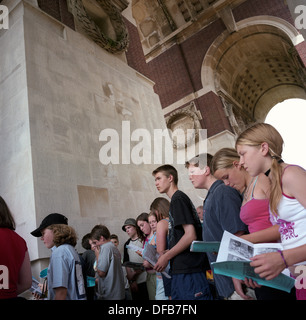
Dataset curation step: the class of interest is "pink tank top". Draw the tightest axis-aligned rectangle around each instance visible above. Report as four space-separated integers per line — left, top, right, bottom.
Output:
240 177 272 233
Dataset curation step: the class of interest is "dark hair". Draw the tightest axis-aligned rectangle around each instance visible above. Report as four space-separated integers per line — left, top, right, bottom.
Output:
0 196 16 230
90 224 110 241
81 233 92 250
110 234 118 241
136 212 149 223
135 213 149 242
152 164 178 185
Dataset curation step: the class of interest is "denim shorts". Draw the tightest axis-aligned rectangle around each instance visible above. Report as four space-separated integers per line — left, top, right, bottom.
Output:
171 272 212 300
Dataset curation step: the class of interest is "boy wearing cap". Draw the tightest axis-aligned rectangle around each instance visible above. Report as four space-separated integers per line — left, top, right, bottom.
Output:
31 213 86 300
122 218 149 300
31 213 68 237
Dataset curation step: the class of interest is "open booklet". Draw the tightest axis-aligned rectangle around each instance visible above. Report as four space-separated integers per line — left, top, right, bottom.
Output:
126 243 171 278
29 277 43 297
212 231 295 293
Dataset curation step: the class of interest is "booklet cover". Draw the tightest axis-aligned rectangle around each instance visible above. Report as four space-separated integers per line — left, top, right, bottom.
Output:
212 231 295 293
190 241 220 253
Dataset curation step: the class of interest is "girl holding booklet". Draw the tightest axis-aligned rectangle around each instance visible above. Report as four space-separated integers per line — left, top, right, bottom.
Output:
211 148 295 300
150 197 171 300
235 122 306 300
136 212 157 300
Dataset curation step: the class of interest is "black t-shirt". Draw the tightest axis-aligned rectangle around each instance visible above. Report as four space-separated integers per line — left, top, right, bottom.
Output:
168 190 206 274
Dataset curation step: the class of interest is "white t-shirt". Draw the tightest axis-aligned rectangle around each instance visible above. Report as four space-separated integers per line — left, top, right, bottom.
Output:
273 194 306 251
126 238 147 284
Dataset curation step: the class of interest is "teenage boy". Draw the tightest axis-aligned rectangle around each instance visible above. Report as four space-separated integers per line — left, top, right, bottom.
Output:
185 154 248 300
153 164 212 300
31 213 86 300
90 225 125 300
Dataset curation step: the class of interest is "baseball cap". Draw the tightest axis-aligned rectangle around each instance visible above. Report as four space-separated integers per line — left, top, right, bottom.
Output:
31 213 68 237
122 218 137 232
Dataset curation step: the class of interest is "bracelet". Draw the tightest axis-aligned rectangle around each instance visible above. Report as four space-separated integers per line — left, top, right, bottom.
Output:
277 249 288 268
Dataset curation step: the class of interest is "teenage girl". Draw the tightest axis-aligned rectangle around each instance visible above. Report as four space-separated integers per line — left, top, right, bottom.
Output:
211 148 295 300
236 123 306 300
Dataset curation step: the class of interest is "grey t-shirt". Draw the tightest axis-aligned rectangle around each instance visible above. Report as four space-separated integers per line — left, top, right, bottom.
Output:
97 241 125 300
47 244 86 300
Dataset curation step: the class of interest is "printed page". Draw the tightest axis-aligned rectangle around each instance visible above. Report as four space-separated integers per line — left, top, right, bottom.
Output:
126 243 143 257
216 231 255 262
212 231 294 293
253 242 283 255
29 277 43 297
216 231 283 262
142 244 171 278
142 243 159 265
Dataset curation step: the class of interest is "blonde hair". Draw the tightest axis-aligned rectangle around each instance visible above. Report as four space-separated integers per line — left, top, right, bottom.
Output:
47 224 78 247
210 148 240 175
235 123 283 216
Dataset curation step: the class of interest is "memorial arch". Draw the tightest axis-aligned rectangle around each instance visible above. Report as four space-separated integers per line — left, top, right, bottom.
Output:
1 0 306 281
201 16 306 130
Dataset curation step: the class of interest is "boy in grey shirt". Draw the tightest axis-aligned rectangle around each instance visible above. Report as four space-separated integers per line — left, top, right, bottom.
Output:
90 225 125 300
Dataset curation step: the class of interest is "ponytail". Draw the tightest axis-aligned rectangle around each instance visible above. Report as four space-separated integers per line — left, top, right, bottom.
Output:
269 156 283 216
236 123 284 216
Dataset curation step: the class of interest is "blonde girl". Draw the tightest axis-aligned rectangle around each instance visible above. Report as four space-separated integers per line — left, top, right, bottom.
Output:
211 148 295 300
211 148 272 234
236 122 306 300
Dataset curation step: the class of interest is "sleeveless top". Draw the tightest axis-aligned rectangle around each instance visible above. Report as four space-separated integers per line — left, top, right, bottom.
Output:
270 165 306 252
240 176 272 233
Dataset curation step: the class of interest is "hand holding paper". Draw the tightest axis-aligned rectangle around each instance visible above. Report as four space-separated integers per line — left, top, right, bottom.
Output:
250 251 287 280
211 231 295 293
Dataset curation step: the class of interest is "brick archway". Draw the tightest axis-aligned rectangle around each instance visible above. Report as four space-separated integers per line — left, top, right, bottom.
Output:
201 16 306 128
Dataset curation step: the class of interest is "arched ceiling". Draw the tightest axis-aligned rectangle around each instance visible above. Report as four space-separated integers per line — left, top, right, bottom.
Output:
129 0 306 127
210 24 306 123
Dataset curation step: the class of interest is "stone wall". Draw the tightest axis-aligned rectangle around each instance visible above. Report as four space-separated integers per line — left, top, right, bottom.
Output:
0 1 211 278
